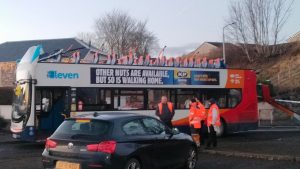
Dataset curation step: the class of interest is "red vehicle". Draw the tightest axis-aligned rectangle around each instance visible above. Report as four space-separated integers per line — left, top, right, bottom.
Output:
172 69 258 136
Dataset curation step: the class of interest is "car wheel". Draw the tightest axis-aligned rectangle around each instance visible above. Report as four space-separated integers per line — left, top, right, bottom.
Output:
125 158 142 169
184 147 197 169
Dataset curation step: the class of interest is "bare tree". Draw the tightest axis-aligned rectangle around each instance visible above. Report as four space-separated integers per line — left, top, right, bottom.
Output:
227 0 294 62
77 32 105 49
129 21 159 56
94 10 158 58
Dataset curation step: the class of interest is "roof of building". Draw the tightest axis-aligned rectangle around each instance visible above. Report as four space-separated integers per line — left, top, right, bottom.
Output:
0 38 105 62
206 42 224 48
205 42 238 48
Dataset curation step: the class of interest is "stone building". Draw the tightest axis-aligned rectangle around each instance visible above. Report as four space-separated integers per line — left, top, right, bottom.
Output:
185 42 240 59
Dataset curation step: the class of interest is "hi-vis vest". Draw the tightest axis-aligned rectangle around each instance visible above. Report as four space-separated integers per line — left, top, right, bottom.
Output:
189 103 205 128
158 102 174 115
207 104 221 127
197 102 207 120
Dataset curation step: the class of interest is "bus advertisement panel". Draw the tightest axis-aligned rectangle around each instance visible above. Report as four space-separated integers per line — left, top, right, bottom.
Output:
34 64 230 88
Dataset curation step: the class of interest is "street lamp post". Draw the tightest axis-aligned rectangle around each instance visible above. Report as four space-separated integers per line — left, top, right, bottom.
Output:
222 22 236 64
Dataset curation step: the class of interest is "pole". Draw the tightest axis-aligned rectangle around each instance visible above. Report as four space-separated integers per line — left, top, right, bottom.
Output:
222 22 236 64
222 27 226 64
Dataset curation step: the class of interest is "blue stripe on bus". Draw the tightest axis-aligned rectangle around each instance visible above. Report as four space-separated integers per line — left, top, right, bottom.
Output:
31 45 42 63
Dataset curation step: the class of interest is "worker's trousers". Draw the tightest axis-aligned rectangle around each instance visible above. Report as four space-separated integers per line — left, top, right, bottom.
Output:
206 125 217 148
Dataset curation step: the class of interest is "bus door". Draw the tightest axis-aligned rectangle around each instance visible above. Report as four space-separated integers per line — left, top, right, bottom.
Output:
35 87 70 137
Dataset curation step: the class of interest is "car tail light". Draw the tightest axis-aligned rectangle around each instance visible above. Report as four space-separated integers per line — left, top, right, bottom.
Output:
87 141 116 154
45 138 57 149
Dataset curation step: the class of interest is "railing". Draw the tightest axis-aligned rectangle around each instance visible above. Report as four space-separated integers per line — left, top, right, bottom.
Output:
39 51 226 69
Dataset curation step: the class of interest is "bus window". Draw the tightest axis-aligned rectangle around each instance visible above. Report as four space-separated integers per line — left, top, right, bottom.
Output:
41 90 52 113
35 89 41 112
148 89 171 110
218 97 227 108
77 88 98 111
99 89 112 110
202 89 227 108
176 89 197 109
114 90 144 110
76 88 113 111
77 88 97 105
228 89 242 108
202 89 242 108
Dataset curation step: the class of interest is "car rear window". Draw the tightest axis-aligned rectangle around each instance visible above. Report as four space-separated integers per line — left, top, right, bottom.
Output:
52 119 111 141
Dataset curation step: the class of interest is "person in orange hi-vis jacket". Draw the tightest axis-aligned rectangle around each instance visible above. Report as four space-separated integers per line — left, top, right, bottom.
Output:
189 98 205 148
195 97 207 145
155 96 175 129
206 98 221 149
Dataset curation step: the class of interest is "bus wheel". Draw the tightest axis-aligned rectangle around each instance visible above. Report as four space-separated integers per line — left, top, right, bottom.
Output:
216 118 226 137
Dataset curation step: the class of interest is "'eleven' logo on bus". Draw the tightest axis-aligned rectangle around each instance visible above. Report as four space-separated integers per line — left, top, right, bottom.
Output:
229 73 242 84
47 70 79 79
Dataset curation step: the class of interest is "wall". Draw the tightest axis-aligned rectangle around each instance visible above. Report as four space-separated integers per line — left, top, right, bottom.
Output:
0 62 16 87
193 43 218 56
0 105 12 120
258 102 274 120
0 62 15 117
260 54 300 93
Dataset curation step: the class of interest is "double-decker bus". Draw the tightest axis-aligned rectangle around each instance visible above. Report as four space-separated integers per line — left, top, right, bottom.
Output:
11 46 258 141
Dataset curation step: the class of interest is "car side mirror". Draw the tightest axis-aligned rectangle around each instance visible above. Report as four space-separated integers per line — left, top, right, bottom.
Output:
166 127 180 135
172 128 180 135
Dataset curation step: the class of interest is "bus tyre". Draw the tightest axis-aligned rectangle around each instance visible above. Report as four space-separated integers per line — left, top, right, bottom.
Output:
125 158 142 169
183 146 197 169
216 119 226 137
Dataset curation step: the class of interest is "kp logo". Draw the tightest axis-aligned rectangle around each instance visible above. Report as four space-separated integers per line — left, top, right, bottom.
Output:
176 70 190 78
177 71 188 77
47 70 79 79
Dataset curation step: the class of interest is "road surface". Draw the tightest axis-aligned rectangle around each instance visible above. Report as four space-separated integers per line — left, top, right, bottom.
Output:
1 129 300 169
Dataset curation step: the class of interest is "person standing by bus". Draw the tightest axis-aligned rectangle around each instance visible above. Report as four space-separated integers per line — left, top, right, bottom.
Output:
189 98 202 147
206 98 221 149
156 96 175 129
195 97 207 145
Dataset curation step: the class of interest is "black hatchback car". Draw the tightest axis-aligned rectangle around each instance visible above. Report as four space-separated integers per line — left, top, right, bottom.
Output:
42 112 197 169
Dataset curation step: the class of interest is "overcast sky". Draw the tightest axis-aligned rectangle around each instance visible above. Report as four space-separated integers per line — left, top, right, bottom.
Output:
0 0 299 54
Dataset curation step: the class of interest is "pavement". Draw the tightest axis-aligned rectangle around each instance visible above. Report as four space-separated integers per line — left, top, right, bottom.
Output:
213 128 300 158
197 153 300 169
1 128 300 169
